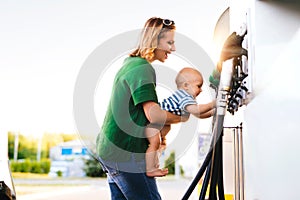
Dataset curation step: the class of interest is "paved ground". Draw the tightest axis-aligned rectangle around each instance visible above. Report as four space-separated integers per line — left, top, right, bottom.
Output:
14 177 200 200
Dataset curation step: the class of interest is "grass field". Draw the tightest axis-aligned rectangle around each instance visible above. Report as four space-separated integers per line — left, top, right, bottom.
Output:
12 172 50 179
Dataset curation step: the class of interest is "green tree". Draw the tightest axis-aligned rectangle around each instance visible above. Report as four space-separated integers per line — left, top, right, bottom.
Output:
164 151 184 175
8 132 78 160
83 157 106 177
17 135 37 160
61 133 78 142
8 132 15 159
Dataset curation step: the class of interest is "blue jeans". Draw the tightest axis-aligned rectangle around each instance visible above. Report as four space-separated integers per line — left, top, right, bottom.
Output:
99 154 161 200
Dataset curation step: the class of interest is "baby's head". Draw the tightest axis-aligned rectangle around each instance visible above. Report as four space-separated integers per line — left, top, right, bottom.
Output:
175 67 203 98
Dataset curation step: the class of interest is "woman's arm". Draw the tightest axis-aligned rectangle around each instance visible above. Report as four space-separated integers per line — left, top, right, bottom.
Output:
142 101 189 125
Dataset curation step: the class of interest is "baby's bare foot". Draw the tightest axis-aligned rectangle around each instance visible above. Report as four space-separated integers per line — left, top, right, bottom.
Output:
146 168 169 177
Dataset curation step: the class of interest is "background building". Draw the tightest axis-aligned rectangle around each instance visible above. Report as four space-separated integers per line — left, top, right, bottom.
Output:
49 139 89 177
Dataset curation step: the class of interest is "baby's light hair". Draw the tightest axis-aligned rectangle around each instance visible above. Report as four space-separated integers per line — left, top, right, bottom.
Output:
175 67 203 88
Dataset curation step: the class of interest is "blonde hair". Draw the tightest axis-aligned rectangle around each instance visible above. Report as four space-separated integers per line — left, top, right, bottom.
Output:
175 67 203 88
130 17 176 61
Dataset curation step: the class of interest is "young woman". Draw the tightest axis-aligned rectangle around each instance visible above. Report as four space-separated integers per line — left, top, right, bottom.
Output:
96 17 188 200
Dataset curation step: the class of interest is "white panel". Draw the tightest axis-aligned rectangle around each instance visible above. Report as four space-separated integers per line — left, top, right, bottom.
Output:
243 1 300 199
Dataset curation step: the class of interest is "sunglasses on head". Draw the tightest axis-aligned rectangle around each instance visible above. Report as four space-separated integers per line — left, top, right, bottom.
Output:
163 19 175 26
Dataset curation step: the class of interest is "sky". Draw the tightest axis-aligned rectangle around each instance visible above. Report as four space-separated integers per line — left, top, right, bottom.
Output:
0 0 228 136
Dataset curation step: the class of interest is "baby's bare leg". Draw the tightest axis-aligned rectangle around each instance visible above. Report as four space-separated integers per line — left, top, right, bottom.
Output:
145 127 168 177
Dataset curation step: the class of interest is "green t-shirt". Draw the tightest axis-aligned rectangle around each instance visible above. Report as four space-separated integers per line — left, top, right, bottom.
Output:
96 56 158 162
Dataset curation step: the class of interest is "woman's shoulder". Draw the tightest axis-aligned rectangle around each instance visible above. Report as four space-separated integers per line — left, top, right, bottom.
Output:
124 56 149 66
122 56 153 73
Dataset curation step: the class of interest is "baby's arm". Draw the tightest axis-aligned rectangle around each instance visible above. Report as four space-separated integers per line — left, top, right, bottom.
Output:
197 108 215 118
185 100 216 119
